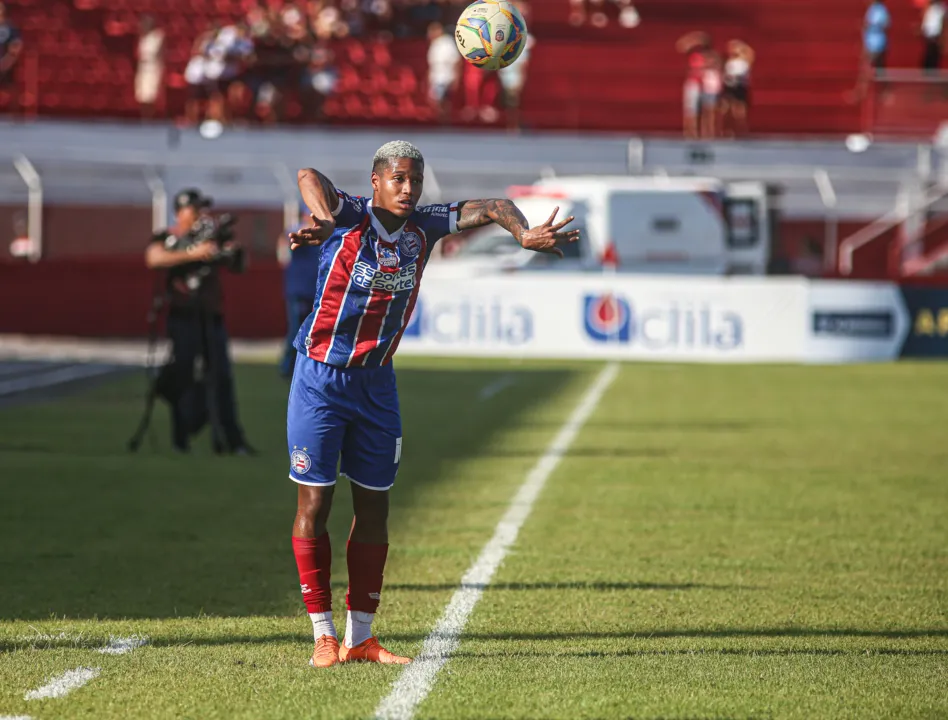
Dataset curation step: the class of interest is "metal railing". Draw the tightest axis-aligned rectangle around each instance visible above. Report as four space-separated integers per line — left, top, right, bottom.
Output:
838 185 948 276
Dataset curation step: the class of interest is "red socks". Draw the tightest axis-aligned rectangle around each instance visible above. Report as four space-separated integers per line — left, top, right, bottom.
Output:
345 540 389 614
293 534 389 615
292 533 333 614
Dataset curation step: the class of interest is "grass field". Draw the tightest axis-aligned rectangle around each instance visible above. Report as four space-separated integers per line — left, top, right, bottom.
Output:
0 357 946 720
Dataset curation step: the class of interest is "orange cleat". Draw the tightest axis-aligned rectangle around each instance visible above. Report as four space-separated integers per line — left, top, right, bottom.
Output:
338 636 411 665
309 635 341 668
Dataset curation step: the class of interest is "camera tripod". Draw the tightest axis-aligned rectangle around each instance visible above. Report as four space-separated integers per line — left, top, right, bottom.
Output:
127 291 231 454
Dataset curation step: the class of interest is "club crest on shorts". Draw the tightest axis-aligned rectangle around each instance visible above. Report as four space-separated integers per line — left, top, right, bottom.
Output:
291 448 312 475
399 231 422 258
377 244 399 270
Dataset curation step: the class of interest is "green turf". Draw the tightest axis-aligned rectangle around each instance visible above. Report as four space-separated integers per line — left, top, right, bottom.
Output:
0 359 946 719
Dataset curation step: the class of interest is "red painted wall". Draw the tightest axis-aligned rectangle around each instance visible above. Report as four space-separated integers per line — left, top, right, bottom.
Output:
0 260 287 339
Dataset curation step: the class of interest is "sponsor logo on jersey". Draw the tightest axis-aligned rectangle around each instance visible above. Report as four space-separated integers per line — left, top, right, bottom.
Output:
353 261 417 293
399 232 422 258
339 192 365 213
291 449 312 474
377 244 399 270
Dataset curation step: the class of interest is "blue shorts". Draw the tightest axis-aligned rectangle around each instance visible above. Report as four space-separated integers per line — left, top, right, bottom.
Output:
287 353 402 491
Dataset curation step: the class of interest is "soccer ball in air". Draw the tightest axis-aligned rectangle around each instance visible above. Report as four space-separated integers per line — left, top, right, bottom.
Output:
454 0 528 72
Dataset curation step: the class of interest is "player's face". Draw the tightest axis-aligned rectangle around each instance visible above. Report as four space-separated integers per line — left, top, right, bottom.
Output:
372 159 424 218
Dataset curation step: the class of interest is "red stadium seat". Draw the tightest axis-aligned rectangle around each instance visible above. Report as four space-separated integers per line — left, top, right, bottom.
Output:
0 0 924 136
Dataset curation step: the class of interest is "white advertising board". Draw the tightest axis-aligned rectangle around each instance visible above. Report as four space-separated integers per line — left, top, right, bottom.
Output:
398 275 811 363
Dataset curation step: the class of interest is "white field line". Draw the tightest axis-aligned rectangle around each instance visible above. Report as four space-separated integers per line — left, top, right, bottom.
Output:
98 635 150 655
477 374 516 401
22 635 148 702
0 361 50 378
0 715 35 719
374 362 620 720
0 364 117 397
24 668 100 701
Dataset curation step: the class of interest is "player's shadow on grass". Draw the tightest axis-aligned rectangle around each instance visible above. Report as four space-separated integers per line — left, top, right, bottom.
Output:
520 420 766 433
451 647 948 659
0 365 585 620
4 627 948 653
446 628 948 641
473 448 671 460
375 580 750 592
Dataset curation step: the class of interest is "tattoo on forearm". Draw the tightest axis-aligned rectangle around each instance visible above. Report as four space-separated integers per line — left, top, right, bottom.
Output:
457 199 529 241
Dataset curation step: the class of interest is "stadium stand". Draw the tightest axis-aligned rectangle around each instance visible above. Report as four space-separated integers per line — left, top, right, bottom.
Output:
0 0 938 136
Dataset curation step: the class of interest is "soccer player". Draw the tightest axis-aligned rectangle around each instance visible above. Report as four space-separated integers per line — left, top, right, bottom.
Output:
287 140 578 668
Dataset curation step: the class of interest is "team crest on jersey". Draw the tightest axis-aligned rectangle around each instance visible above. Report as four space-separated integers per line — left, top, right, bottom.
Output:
377 244 399 271
399 232 422 258
291 448 312 475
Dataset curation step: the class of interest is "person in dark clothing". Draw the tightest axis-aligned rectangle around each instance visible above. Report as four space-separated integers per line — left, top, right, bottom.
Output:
278 205 321 379
144 188 251 454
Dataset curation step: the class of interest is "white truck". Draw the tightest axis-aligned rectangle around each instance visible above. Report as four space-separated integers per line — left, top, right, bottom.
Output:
432 175 777 276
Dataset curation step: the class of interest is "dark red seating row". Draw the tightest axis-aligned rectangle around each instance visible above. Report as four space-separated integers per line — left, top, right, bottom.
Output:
0 0 935 137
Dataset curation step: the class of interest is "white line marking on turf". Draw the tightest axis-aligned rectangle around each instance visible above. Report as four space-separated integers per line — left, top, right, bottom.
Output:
478 374 516 401
21 634 148 702
0 364 117 397
97 635 150 655
0 715 35 719
24 667 100 701
374 362 620 720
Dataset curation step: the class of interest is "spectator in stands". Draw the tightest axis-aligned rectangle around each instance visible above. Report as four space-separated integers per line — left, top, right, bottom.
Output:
499 1 535 132
282 2 310 42
427 22 460 123
300 42 337 120
677 31 710 140
569 0 639 28
247 1 273 38
720 40 754 137
0 1 23 114
920 0 946 72
204 24 255 126
135 16 165 121
855 0 890 101
461 61 499 123
183 24 219 125
700 49 723 139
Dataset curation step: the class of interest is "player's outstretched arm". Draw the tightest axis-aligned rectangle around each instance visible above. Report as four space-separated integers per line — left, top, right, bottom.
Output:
291 168 339 250
456 199 580 258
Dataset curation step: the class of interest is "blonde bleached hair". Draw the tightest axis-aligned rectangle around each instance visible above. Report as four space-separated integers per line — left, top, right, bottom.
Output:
372 141 425 174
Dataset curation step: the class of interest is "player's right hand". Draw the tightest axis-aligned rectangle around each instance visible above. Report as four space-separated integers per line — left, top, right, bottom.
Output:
289 214 335 250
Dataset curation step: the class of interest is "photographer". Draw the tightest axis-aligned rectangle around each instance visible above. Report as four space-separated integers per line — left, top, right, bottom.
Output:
144 188 251 455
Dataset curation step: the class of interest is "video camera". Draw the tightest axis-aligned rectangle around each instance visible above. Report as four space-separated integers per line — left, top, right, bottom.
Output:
183 213 246 273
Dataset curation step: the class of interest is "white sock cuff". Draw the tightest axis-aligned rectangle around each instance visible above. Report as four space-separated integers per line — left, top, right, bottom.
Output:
349 610 374 624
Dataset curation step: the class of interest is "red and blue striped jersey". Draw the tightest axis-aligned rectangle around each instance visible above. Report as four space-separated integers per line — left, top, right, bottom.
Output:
292 190 459 368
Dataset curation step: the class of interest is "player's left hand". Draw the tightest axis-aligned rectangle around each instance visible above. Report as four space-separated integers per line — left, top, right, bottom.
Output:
289 214 335 250
519 207 580 258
